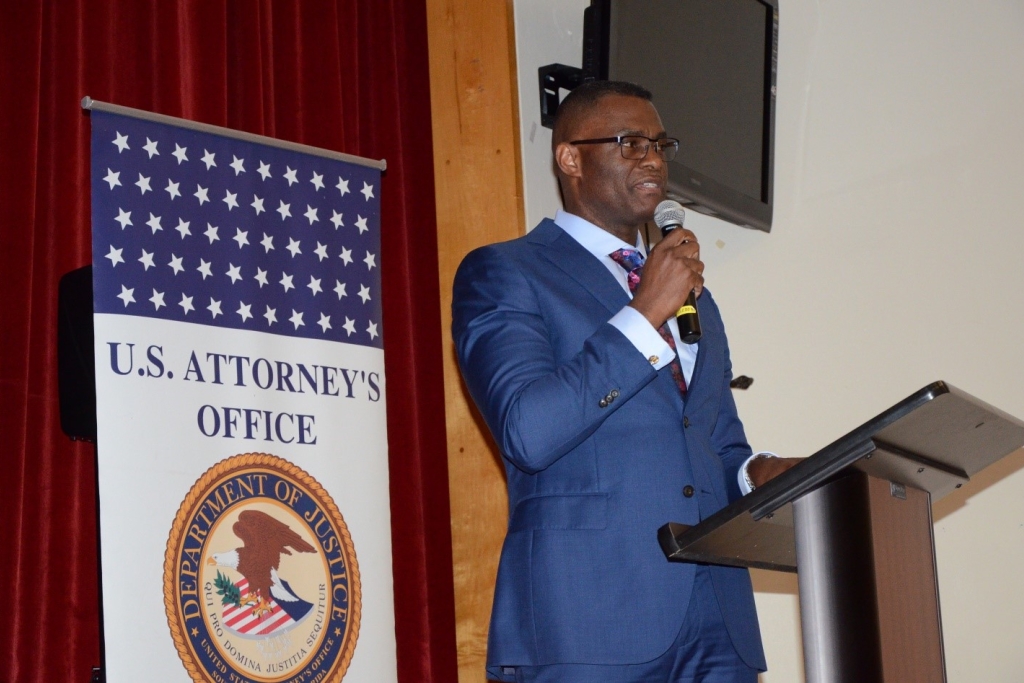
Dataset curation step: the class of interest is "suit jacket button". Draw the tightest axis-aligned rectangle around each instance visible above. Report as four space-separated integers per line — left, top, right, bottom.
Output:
610 389 620 398
683 485 695 498
599 398 608 408
683 416 691 428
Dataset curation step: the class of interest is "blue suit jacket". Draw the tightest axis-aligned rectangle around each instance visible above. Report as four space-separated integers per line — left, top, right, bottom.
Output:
452 219 765 674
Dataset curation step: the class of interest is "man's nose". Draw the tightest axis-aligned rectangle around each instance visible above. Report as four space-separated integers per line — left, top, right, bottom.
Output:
639 147 666 171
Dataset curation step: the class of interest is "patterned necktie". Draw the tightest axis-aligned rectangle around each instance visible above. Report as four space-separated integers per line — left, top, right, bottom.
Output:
609 248 687 394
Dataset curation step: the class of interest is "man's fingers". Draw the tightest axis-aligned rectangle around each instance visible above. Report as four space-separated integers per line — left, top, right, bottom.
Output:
749 457 803 489
653 227 698 250
636 227 707 308
678 243 700 261
674 228 698 242
671 231 700 261
652 231 700 264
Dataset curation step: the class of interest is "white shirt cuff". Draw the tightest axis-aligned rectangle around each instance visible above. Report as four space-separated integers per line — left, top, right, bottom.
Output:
738 451 781 495
608 306 675 371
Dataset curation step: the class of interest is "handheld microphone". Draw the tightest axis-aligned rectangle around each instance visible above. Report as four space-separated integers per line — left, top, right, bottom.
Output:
653 200 701 344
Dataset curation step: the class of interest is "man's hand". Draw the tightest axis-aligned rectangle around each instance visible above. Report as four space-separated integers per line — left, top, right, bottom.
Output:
748 455 803 489
629 228 704 330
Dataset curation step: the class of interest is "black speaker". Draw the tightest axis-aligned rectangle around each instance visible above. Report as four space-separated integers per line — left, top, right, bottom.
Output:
58 265 96 441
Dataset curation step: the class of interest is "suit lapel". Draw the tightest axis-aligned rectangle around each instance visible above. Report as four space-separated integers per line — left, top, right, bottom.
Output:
528 219 629 316
684 294 711 393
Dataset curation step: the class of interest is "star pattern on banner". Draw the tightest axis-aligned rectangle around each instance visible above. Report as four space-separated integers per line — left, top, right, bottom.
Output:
91 111 383 347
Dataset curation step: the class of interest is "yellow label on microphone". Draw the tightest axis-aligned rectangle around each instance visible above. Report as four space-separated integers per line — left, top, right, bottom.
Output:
676 305 697 316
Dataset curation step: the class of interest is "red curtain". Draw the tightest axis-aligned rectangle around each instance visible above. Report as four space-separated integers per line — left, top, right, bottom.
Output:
0 2 457 681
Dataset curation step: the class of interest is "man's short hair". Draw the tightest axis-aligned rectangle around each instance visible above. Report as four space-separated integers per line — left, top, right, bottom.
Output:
552 80 653 149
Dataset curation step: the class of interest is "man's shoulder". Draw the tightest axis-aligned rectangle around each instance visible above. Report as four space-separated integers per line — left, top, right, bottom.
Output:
454 219 567 287
461 217 562 263
452 219 568 318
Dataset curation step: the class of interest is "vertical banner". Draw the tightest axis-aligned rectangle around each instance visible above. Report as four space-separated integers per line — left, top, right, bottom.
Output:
88 103 395 682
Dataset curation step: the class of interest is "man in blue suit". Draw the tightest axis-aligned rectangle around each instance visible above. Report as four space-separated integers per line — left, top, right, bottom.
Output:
453 81 792 682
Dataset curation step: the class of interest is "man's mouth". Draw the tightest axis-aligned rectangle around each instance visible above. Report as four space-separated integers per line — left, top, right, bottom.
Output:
635 179 664 192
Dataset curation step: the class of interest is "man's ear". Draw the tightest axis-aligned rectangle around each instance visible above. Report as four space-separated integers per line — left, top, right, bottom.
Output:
554 142 582 178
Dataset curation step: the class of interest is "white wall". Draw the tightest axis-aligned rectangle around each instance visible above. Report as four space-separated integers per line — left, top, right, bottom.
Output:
513 1 1024 680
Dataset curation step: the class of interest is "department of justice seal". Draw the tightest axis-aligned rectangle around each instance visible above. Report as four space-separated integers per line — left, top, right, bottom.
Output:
164 453 360 683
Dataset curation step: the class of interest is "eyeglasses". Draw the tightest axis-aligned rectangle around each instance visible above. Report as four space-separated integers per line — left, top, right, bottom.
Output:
570 135 680 162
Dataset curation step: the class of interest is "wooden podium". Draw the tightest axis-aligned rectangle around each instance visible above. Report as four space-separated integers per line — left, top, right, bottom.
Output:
659 382 1024 683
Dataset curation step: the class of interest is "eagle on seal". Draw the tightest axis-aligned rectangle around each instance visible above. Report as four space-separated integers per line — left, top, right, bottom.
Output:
208 509 317 619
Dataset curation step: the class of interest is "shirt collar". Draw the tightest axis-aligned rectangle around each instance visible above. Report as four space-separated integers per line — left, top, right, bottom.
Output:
554 209 647 259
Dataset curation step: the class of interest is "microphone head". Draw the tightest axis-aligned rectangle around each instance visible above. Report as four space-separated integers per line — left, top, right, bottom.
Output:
654 200 686 230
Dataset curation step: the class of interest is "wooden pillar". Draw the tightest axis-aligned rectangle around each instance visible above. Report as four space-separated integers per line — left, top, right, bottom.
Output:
426 1 524 681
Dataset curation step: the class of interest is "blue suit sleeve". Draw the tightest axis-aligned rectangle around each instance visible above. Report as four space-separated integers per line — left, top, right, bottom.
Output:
452 246 659 474
706 295 754 503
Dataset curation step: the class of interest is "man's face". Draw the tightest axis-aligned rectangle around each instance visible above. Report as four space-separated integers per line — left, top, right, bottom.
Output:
568 94 668 236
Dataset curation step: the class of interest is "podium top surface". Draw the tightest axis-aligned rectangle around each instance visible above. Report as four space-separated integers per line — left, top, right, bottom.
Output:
659 382 1024 572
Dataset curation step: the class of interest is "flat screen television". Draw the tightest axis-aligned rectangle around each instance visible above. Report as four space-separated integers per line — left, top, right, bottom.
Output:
582 0 779 232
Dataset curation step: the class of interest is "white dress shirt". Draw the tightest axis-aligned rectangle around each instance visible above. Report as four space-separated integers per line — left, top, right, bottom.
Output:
554 209 771 495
